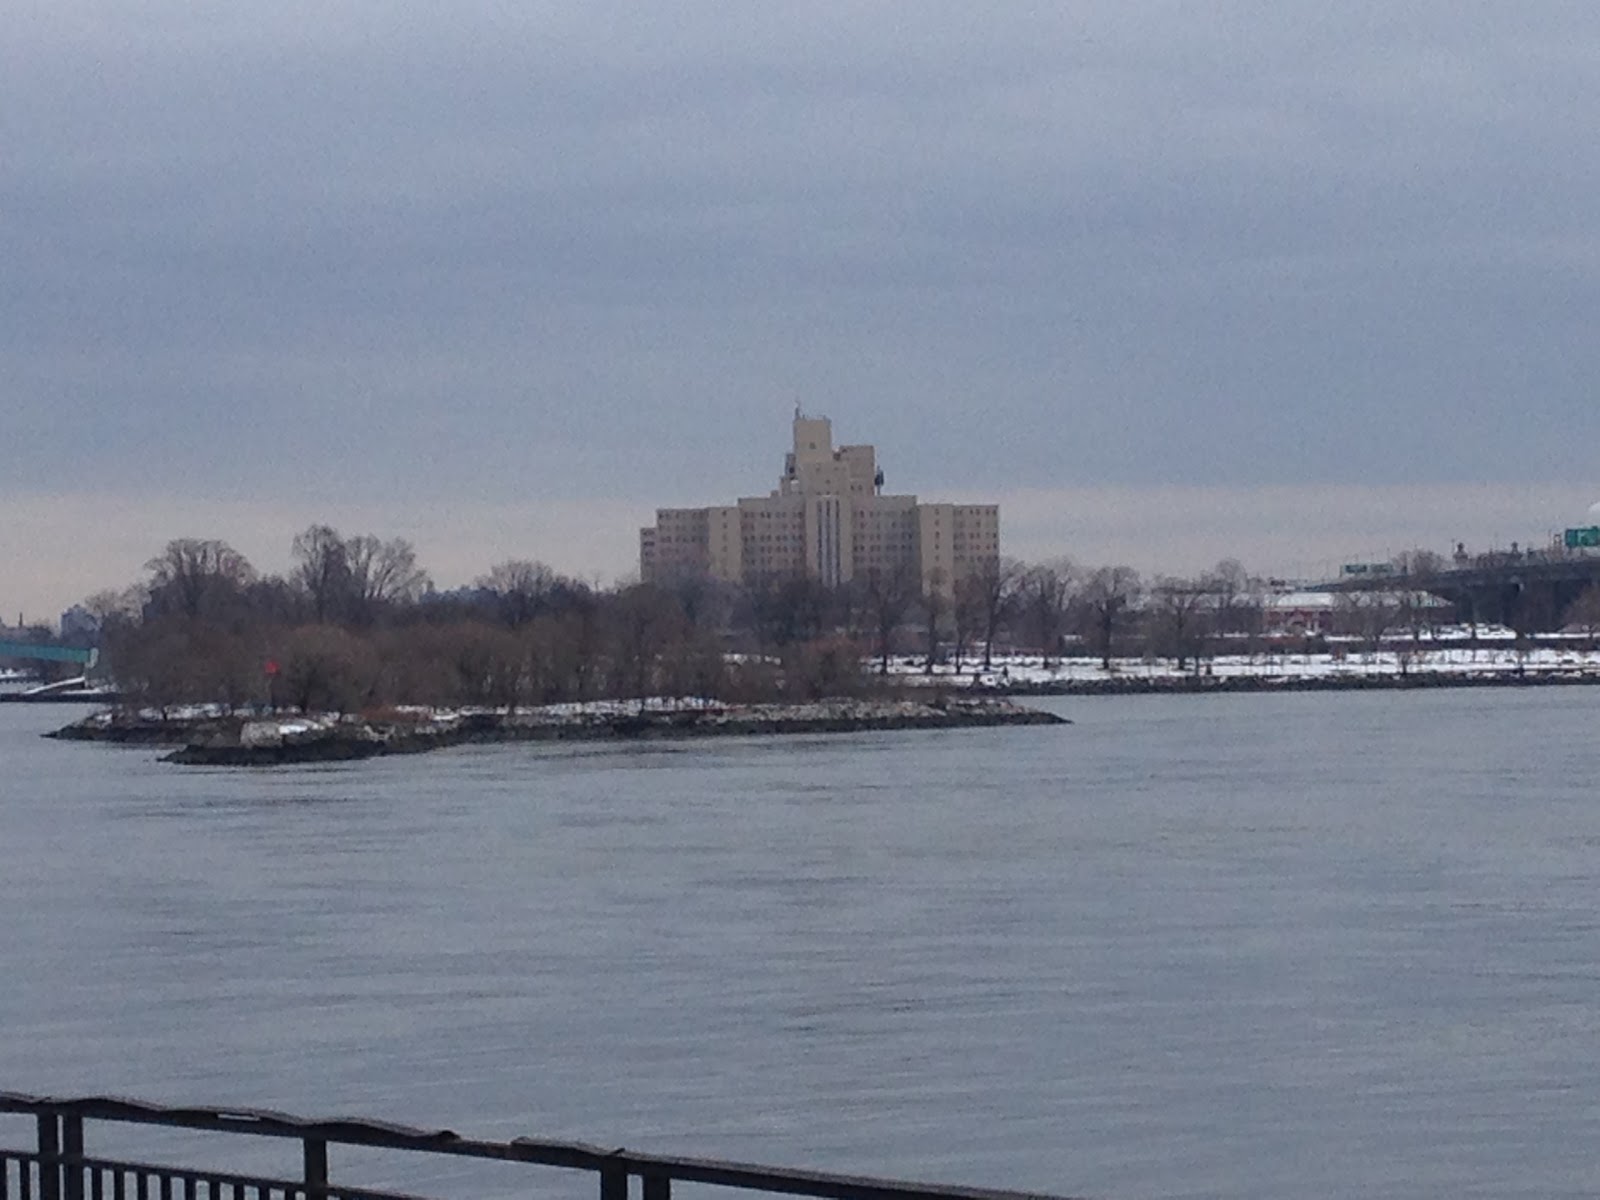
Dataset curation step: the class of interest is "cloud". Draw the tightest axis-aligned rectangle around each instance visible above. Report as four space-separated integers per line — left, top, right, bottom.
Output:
6 2 1600 610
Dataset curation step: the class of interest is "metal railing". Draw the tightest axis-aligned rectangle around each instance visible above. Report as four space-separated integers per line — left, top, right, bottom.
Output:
0 1094 1080 1200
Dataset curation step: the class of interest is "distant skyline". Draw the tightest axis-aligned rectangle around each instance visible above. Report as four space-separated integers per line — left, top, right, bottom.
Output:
7 4 1600 620
5 477 1597 628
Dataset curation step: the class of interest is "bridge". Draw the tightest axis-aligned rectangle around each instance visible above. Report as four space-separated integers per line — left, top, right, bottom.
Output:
0 640 98 669
0 1093 1079 1200
1324 554 1600 632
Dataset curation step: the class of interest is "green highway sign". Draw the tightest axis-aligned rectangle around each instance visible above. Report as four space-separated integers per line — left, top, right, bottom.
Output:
1564 526 1600 549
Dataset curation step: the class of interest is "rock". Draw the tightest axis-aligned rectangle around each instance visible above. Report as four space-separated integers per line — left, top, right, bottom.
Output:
148 697 1067 766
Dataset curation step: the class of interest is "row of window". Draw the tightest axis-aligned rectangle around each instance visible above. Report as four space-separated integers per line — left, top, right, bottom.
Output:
661 533 994 552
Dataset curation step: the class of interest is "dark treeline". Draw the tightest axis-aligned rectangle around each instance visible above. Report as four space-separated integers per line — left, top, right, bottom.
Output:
74 529 877 713
60 531 1534 712
58 527 1288 713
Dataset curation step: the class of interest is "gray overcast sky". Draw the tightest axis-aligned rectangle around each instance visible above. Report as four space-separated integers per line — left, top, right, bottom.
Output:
6 2 1600 619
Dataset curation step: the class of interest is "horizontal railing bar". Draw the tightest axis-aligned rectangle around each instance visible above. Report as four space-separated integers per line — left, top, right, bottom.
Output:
0 1094 1080 1200
562 1153 1060 1200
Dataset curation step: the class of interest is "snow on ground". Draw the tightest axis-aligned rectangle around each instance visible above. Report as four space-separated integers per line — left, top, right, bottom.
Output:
529 696 725 717
92 702 232 723
240 715 341 746
885 645 1600 687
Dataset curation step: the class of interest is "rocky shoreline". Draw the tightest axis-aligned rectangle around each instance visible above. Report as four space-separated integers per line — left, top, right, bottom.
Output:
46 697 1066 766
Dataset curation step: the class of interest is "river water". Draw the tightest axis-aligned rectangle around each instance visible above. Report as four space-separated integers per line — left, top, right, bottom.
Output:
2 690 1598 1199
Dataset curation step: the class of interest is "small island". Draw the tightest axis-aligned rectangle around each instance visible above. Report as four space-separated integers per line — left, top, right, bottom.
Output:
48 696 1065 766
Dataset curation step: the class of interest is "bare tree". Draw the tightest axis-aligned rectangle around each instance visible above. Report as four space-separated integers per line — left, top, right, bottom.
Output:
1150 577 1211 672
144 539 256 621
607 583 690 699
661 569 734 634
746 575 830 649
658 624 730 699
1334 590 1397 656
970 556 1023 668
474 560 558 628
1080 566 1143 671
781 634 867 700
291 525 353 623
1390 549 1445 668
1022 560 1075 667
345 534 430 622
921 570 949 673
552 591 605 700
274 625 377 714
1206 558 1263 649
80 587 141 629
951 572 987 673
436 621 527 709
242 576 304 626
104 621 197 718
861 563 920 674
1565 583 1600 649
292 526 429 626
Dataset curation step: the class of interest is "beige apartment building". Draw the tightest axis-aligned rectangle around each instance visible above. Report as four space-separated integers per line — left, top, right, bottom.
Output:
639 413 1000 593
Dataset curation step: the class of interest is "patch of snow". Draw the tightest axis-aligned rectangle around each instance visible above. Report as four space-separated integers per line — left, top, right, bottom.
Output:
240 716 337 747
884 647 1600 687
134 703 229 721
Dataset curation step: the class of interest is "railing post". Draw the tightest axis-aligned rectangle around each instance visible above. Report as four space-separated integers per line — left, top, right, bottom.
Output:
302 1137 328 1200
642 1174 670 1200
60 1116 83 1200
35 1113 60 1200
599 1163 628 1200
